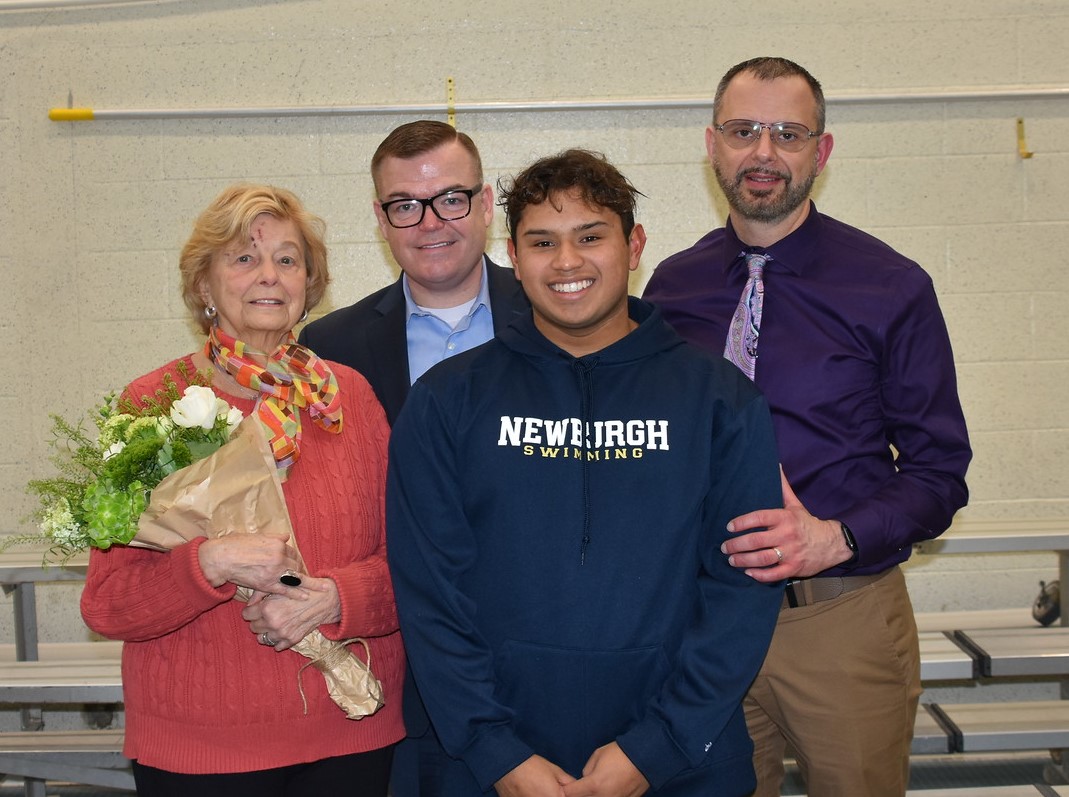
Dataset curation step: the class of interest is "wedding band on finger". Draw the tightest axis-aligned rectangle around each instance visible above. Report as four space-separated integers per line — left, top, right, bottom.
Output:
259 632 275 646
279 569 302 587
773 547 784 562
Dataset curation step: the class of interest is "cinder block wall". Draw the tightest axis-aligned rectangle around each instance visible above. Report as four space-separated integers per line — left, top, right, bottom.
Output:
1 0 1067 676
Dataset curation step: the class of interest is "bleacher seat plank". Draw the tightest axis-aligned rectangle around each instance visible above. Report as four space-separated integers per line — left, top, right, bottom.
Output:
0 549 88 583
913 704 953 754
915 518 1069 555
902 788 1049 796
0 660 122 703
797 785 1048 796
919 631 977 681
936 700 1069 753
952 628 1069 678
915 607 1037 633
0 641 122 663
0 729 132 790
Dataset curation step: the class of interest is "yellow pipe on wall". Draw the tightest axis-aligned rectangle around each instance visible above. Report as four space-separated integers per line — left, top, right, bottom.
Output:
48 108 95 121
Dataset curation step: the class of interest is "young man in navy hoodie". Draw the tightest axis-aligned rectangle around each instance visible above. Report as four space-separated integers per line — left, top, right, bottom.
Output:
386 149 784 797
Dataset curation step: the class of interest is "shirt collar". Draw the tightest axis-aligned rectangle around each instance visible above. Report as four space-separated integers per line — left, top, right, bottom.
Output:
723 201 823 277
402 255 490 320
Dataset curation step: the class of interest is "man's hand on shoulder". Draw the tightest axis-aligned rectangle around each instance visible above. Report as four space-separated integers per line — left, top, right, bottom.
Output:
722 467 856 581
562 743 649 797
495 755 576 797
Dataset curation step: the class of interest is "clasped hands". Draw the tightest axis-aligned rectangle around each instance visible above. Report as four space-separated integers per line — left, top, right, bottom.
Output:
196 531 339 651
241 578 340 651
495 743 649 797
721 468 854 581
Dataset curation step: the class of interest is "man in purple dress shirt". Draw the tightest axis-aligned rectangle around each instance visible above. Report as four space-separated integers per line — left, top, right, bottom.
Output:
643 57 972 797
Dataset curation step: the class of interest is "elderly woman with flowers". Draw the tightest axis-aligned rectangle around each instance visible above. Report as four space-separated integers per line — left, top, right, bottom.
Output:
80 184 403 797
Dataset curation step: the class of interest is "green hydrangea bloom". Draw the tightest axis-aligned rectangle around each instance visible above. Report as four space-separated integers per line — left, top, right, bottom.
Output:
82 479 144 549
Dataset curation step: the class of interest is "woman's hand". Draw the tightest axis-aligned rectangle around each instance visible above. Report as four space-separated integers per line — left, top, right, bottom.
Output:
242 577 340 650
197 532 305 597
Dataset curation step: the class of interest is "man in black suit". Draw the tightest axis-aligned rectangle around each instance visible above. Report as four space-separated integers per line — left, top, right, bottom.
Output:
300 120 528 423
298 120 528 793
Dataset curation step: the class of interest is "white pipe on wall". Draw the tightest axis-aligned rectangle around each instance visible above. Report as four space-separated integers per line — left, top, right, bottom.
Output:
1 0 162 9
48 86 1069 122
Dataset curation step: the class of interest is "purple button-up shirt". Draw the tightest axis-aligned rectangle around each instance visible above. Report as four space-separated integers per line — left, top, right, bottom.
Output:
643 204 971 576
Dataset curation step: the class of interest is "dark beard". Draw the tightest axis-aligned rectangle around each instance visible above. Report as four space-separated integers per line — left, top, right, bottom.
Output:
714 163 817 224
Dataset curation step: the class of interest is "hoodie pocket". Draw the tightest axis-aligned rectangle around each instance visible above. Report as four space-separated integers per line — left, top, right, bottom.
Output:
495 638 670 775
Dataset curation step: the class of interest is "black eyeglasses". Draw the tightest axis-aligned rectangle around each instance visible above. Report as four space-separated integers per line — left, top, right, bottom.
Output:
713 119 821 153
379 186 482 229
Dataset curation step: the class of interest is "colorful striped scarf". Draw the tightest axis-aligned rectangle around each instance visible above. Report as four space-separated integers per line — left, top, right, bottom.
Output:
205 326 343 479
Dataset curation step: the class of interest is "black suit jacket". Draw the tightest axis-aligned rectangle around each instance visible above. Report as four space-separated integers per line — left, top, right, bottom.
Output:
299 258 529 425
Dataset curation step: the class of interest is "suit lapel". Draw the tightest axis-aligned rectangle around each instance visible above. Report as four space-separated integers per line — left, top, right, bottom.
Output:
366 262 527 424
485 258 530 334
365 281 411 424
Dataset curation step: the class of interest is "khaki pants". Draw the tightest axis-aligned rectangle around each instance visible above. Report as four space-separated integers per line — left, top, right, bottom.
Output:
744 566 922 797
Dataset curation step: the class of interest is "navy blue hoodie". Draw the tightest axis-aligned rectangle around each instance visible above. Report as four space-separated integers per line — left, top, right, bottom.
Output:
387 298 783 795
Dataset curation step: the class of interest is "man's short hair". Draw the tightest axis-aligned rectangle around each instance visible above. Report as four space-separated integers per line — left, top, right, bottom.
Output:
714 57 826 134
371 120 483 192
498 149 642 243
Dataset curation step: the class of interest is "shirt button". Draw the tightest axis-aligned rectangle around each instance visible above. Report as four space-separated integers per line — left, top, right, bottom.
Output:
447 342 456 350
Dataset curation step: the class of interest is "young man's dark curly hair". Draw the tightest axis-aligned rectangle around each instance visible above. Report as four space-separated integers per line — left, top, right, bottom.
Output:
498 149 643 242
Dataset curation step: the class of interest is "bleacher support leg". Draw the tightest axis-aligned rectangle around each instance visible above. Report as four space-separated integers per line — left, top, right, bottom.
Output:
1046 551 1069 784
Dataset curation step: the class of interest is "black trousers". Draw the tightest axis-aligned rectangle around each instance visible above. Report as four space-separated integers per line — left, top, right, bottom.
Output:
132 746 394 797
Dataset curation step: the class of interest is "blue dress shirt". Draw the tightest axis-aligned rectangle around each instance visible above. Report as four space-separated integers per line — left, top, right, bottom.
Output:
404 259 495 384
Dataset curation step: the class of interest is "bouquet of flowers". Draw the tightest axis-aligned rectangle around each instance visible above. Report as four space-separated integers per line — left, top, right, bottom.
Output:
15 371 240 559
11 369 384 720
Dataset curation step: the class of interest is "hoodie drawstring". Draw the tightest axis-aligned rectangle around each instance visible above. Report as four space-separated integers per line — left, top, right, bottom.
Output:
572 356 598 564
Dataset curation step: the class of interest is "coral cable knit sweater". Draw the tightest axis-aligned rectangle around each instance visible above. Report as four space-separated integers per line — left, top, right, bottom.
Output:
80 355 405 773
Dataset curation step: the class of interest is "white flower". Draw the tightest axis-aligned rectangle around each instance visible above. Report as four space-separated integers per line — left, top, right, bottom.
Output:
103 441 126 460
40 498 86 547
170 386 226 430
224 406 244 434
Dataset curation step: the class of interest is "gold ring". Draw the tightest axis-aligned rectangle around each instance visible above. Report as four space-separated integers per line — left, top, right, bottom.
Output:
773 547 784 562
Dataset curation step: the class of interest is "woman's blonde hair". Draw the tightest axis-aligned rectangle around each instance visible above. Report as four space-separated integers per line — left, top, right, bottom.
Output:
180 184 329 333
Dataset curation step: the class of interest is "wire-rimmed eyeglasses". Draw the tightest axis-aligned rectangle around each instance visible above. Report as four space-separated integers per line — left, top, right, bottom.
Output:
713 120 821 153
379 186 482 229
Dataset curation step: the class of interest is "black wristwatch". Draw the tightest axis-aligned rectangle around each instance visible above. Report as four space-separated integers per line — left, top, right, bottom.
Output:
840 521 859 565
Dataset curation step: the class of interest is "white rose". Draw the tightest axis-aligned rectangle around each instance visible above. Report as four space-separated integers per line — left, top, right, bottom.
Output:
103 441 126 460
224 406 244 434
170 386 223 430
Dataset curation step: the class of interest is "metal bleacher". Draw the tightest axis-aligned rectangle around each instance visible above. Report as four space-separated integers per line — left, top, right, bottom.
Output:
0 548 130 795
907 519 1069 785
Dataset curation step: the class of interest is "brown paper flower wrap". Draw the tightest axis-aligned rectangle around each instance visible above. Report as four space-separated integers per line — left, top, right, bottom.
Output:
134 416 385 720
